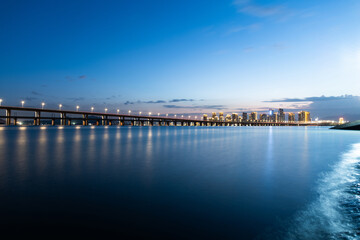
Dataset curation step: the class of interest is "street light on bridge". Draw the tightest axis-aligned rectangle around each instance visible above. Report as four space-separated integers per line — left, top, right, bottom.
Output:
59 104 62 110
149 112 152 116
21 101 25 107
105 108 108 113
117 109 120 114
0 99 3 106
76 105 79 111
128 110 131 115
174 114 177 118
91 107 94 112
166 113 168 117
41 102 45 109
158 113 160 117
139 111 142 116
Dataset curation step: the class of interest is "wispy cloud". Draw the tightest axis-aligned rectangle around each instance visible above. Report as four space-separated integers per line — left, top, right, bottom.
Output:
163 105 226 110
227 23 261 34
264 95 358 103
25 97 38 101
233 0 284 17
169 99 196 103
124 99 198 105
31 91 42 96
67 97 85 102
124 100 166 105
65 75 88 82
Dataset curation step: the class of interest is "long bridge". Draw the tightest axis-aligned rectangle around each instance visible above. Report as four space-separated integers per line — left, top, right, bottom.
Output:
0 105 326 127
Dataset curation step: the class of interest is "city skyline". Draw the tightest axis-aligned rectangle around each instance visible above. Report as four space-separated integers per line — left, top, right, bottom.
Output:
1 1 360 120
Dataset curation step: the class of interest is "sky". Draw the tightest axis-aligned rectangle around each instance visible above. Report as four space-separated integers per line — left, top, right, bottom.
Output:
1 0 360 120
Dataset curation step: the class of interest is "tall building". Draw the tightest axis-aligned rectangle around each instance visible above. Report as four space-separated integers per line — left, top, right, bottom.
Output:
259 114 267 122
273 112 278 122
288 113 295 122
242 112 248 122
231 113 239 122
203 114 208 121
278 108 285 122
219 112 224 122
250 112 258 121
298 111 311 122
212 112 218 121
225 114 232 122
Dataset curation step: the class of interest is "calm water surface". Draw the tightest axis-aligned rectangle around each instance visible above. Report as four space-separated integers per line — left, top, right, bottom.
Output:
0 126 359 239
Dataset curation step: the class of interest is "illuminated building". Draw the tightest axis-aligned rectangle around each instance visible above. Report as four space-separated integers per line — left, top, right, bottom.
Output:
212 112 218 121
288 113 295 122
273 112 278 122
298 111 311 122
268 109 278 122
203 114 208 121
225 114 232 122
339 117 344 124
279 108 285 122
219 112 224 122
250 112 258 122
231 113 239 122
259 114 267 122
242 112 247 122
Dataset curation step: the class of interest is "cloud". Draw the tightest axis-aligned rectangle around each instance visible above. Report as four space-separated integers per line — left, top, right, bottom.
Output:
163 105 226 110
233 0 284 17
24 97 38 101
227 23 261 34
67 97 85 102
124 100 166 105
264 95 358 103
65 75 88 82
243 47 255 52
263 95 360 121
144 100 166 104
31 91 42 96
272 43 287 50
169 99 195 103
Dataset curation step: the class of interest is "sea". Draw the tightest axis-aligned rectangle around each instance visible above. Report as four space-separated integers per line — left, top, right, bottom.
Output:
0 126 359 239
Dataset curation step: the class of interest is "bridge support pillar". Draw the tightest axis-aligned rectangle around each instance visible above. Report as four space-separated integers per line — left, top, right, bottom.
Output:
60 113 66 125
5 109 11 125
82 114 88 126
14 117 17 126
34 111 41 126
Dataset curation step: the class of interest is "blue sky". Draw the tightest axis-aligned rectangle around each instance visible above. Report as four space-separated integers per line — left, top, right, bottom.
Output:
1 0 360 119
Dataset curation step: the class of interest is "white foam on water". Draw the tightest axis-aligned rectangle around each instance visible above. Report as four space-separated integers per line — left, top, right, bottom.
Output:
285 143 360 240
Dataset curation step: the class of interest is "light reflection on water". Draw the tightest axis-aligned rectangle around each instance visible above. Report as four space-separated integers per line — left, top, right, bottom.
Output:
0 126 359 239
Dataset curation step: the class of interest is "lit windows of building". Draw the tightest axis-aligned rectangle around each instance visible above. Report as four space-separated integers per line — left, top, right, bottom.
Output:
242 112 248 122
298 111 311 122
250 112 258 122
259 114 267 122
288 113 295 122
231 113 239 122
279 108 285 122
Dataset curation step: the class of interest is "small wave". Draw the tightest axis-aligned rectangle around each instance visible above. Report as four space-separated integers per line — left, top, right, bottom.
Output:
285 143 360 240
